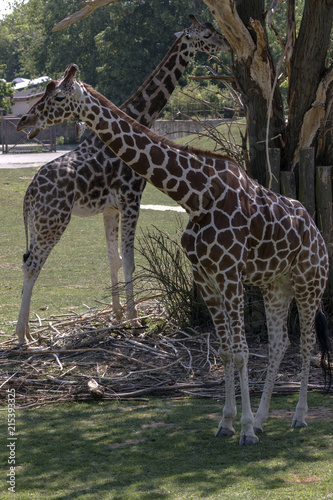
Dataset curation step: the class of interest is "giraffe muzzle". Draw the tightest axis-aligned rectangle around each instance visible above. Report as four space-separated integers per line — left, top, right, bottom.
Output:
17 115 41 139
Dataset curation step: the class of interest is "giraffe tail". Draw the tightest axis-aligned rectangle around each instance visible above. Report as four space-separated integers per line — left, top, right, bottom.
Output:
315 310 332 392
22 190 30 263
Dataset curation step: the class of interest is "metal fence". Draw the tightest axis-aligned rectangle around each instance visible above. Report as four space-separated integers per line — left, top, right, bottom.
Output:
1 115 56 154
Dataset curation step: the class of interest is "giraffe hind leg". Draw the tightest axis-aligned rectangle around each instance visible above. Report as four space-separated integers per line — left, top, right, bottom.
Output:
16 211 72 344
120 206 140 320
291 300 321 428
16 245 54 344
254 279 293 434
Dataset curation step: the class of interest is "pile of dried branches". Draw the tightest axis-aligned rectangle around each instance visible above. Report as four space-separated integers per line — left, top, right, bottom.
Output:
0 300 328 409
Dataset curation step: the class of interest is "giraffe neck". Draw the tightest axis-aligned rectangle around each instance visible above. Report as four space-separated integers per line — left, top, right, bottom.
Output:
120 35 196 127
78 82 217 219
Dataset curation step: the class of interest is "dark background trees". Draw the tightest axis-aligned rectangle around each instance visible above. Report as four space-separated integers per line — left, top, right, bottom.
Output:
0 0 219 105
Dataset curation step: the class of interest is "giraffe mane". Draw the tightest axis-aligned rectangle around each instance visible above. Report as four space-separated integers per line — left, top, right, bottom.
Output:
84 83 235 163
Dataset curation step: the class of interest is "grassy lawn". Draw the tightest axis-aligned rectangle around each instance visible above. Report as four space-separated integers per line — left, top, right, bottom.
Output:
0 167 188 337
0 393 332 499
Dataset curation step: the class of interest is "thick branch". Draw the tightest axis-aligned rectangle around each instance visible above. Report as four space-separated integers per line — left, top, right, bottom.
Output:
250 18 272 103
293 67 333 167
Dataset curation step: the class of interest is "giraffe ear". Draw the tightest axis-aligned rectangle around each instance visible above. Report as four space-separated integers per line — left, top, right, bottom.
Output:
189 14 200 27
63 64 79 84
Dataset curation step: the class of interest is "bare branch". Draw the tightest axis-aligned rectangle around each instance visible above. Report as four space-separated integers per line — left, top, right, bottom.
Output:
285 0 296 76
52 0 119 32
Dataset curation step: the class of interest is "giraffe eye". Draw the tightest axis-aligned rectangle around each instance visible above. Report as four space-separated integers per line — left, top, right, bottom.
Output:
55 96 66 102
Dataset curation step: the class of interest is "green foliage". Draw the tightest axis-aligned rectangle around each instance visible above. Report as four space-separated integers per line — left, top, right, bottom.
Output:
94 0 212 103
0 65 14 112
0 0 215 104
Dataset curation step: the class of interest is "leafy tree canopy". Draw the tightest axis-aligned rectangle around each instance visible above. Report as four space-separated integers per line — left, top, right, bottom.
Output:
0 0 224 105
0 64 14 112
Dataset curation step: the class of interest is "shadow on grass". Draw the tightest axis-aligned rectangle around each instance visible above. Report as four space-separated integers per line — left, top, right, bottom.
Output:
2 394 332 499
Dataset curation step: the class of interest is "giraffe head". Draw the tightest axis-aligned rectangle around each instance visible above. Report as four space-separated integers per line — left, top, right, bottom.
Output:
17 64 81 139
176 14 230 54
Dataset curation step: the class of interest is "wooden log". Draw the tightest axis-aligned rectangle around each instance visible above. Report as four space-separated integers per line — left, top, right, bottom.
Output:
267 148 280 193
299 147 316 218
280 171 296 199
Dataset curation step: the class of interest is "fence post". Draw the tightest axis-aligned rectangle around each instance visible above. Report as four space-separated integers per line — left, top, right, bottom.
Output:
0 109 4 154
267 148 280 192
316 166 333 242
316 166 333 304
299 148 316 218
280 171 296 199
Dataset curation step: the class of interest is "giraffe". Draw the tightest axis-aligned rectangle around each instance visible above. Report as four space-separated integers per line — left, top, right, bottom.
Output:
17 64 331 445
15 16 230 345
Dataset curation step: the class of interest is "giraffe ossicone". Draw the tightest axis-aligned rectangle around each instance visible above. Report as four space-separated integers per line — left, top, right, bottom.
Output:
15 15 230 345
17 63 331 445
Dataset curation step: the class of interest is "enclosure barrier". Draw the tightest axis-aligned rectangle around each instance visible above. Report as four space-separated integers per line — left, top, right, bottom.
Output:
246 147 333 335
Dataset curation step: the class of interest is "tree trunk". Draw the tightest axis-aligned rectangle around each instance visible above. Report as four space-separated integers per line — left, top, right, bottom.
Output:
287 0 333 167
202 0 286 185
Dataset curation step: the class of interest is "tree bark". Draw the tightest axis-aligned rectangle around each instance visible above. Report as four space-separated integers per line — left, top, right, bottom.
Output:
286 0 333 167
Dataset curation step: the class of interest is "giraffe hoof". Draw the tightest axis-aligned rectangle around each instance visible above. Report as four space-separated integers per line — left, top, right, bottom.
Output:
291 419 307 429
254 426 263 434
239 434 259 446
215 426 235 438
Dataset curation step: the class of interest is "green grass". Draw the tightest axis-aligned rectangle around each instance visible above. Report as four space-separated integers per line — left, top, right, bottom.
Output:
0 393 332 499
0 167 188 336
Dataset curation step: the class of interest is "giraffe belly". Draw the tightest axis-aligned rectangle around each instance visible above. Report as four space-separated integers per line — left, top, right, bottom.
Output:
72 193 119 217
72 204 105 217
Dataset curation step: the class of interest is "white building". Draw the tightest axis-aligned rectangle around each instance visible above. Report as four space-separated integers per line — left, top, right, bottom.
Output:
11 76 50 116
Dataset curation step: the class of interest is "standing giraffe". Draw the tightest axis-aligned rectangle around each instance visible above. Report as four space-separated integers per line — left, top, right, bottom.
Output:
16 16 230 345
17 64 331 445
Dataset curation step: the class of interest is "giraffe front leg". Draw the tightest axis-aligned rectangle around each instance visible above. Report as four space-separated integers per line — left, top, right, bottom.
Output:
234 351 259 445
103 210 123 319
216 349 237 437
17 243 55 344
190 269 238 439
226 288 258 445
120 205 140 320
16 271 35 344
